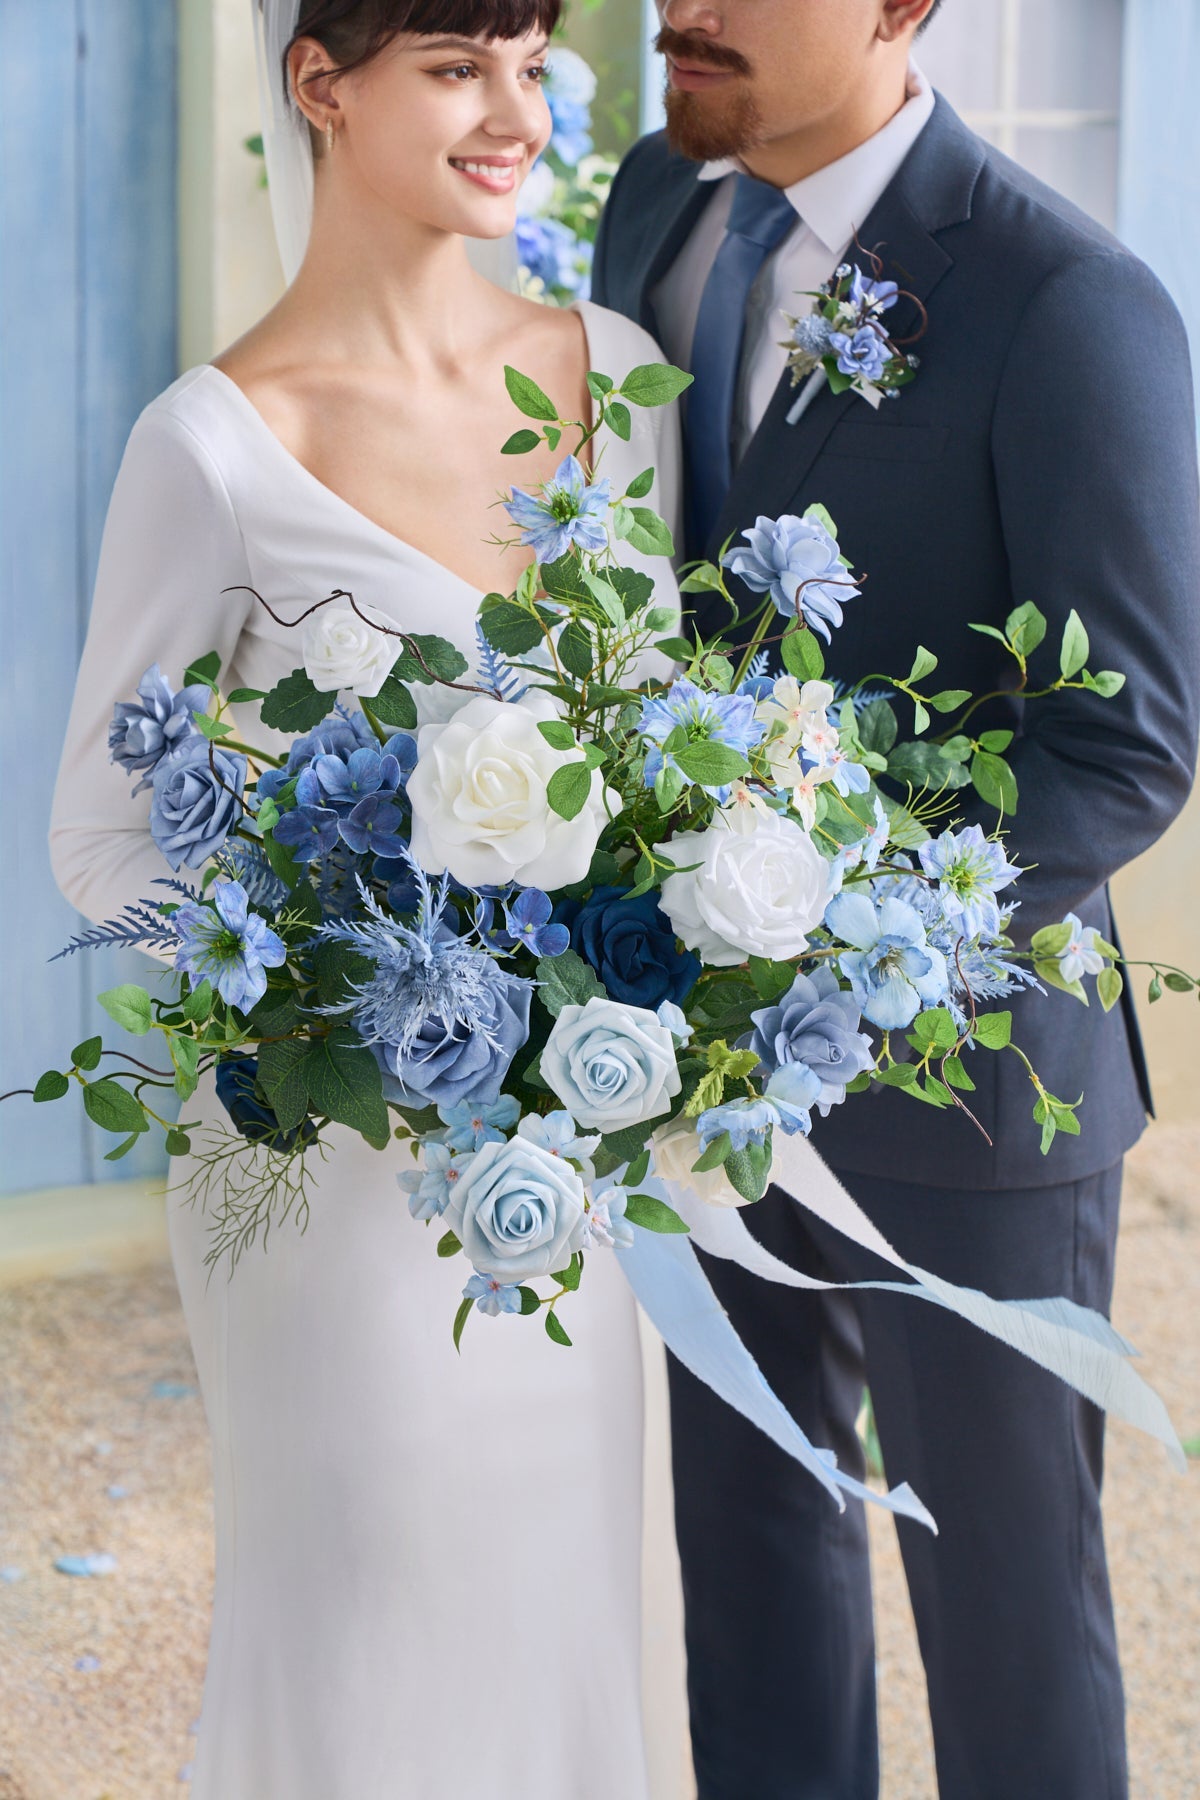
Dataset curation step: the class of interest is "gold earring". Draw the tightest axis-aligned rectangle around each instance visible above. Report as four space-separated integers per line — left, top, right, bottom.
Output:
324 119 335 153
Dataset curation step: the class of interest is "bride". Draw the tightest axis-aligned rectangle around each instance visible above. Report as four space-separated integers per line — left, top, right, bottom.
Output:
49 2 682 1793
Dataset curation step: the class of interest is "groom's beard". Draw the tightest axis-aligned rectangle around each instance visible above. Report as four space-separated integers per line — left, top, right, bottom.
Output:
657 28 763 163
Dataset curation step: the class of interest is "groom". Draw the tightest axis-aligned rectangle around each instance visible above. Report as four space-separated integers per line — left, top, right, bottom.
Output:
593 1 1200 1795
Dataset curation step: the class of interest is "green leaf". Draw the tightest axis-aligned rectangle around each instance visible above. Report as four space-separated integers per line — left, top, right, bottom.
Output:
72 1036 103 1072
518 1286 541 1315
927 689 971 713
617 363 693 407
537 719 576 751
607 567 655 617
912 700 930 736
1035 958 1088 1002
261 667 333 733
182 978 215 1024
368 674 418 730
226 686 266 705
1004 601 1047 658
1082 669 1126 698
555 1252 582 1291
582 571 626 625
977 729 1014 755
1164 971 1195 993
907 646 938 683
404 634 468 684
303 1030 390 1147
780 623 825 682
165 1129 192 1157
972 1011 1012 1050
82 1078 148 1137
1059 608 1090 679
653 636 695 662
909 1006 959 1052
545 1309 573 1347
191 710 233 739
479 597 546 656
97 984 153 1037
802 502 841 542
645 606 677 632
261 830 302 892
620 506 674 558
673 741 750 786
875 1062 919 1087
104 1132 142 1162
625 1148 651 1187
677 561 726 595
724 1137 772 1204
942 1055 976 1092
968 622 1012 648
437 1230 462 1258
1149 975 1163 1002
1097 967 1124 1012
625 466 655 500
691 1131 733 1173
535 948 605 1018
971 749 1019 815
858 699 898 757
654 762 686 812
546 760 593 821
501 428 541 455
558 619 594 678
586 370 614 399
170 1034 201 1101
33 1070 70 1103
256 1038 311 1135
624 1192 690 1234
1031 922 1073 957
503 364 558 422
827 364 853 395
606 400 632 440
923 1075 956 1106
311 940 374 1011
183 650 221 687
748 956 797 1002
600 1124 653 1165
453 1296 473 1353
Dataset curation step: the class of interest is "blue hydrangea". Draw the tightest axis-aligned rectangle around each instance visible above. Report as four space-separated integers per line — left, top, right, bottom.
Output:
723 512 861 642
173 879 287 1012
825 890 950 1030
638 677 765 795
504 455 611 564
544 46 596 164
516 215 593 299
918 825 1022 940
109 663 210 793
256 710 383 799
504 888 570 957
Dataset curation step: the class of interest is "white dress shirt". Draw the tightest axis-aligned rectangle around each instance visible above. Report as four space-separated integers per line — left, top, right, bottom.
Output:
651 64 935 457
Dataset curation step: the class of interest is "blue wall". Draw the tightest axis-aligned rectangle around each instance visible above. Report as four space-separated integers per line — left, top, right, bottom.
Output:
0 0 177 1193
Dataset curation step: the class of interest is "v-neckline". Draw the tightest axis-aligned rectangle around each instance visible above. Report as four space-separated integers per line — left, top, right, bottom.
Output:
203 299 600 598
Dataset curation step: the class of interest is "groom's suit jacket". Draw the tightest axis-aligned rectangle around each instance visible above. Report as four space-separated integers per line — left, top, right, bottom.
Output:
593 94 1200 1190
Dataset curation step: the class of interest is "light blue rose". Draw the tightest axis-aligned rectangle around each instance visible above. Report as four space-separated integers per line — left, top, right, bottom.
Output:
541 996 682 1131
149 738 246 870
445 1137 588 1281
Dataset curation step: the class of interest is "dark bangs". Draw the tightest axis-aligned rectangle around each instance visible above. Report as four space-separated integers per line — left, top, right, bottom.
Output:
288 0 561 99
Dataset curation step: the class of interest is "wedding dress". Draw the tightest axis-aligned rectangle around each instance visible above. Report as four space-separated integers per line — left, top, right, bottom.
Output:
48 298 682 1800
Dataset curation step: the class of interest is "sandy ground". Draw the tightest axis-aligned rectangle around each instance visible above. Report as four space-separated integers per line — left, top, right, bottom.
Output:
0 1128 1197 1800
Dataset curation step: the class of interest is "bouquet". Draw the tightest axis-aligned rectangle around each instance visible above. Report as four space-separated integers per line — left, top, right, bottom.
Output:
20 357 1198 1358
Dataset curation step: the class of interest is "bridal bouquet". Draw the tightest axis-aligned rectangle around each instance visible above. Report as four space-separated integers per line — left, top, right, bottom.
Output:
24 359 1195 1348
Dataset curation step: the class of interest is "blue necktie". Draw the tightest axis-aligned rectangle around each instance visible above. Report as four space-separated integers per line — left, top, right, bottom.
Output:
687 175 798 555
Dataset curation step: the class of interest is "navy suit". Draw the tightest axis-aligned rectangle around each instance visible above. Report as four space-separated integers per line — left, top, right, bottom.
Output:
593 96 1199 1797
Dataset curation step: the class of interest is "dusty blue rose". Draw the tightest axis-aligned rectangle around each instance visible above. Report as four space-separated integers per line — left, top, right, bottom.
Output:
149 739 246 870
373 962 531 1109
746 965 873 1117
444 1135 587 1281
108 663 210 793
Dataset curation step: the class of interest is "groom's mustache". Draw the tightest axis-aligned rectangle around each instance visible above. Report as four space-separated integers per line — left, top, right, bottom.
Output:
655 27 753 78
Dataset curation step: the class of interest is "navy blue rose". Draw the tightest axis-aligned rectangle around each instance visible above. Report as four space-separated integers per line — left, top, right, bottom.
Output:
373 963 531 1110
555 885 701 1009
149 738 246 870
215 1056 317 1151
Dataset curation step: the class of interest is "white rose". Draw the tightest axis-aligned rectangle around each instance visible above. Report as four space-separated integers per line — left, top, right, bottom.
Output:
302 601 396 699
407 689 616 890
650 1117 747 1209
659 810 835 966
541 997 681 1131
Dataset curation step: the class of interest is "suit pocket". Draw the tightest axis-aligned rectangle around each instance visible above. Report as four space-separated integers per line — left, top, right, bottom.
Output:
822 420 949 462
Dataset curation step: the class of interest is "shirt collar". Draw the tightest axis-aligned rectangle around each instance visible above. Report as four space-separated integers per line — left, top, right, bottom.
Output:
698 62 935 254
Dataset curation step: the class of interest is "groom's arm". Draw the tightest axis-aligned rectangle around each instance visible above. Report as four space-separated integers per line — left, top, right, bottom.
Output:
982 247 1200 938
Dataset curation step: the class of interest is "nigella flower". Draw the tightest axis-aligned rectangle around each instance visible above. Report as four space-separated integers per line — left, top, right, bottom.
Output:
638 677 766 794
825 891 950 1030
173 879 287 1012
463 1272 525 1317
504 888 570 957
723 511 861 642
504 455 611 564
439 1094 522 1154
109 663 210 793
829 324 891 383
919 825 1022 941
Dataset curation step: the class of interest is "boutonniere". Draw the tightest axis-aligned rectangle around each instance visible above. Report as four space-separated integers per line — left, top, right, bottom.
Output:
781 252 925 423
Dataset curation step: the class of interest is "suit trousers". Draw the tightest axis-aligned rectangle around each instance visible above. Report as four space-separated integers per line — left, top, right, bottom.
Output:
668 1160 1128 1800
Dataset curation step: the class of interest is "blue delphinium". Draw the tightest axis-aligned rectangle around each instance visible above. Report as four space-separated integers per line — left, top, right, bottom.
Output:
173 879 287 1011
554 885 701 1009
109 663 210 793
149 739 246 870
824 891 950 1030
723 512 861 641
504 455 611 563
919 825 1022 940
829 325 890 383
638 677 765 794
463 1272 525 1317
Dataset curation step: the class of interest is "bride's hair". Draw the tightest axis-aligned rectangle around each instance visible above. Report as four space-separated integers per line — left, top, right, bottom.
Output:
287 0 562 97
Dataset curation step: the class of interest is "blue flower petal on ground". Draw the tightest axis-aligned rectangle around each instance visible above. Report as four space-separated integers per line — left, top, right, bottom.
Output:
723 513 861 641
173 879 287 1011
54 1553 117 1577
503 455 611 563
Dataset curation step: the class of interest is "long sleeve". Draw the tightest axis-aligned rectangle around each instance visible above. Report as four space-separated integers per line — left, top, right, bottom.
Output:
985 247 1200 938
49 400 254 926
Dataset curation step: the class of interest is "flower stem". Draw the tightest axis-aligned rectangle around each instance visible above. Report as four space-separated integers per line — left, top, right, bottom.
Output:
729 602 778 691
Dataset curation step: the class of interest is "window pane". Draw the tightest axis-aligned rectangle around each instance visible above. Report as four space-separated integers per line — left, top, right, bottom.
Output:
1013 124 1121 230
914 0 1007 112
1017 0 1123 112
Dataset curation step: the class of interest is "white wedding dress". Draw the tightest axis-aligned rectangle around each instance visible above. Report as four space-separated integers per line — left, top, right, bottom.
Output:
49 299 683 1800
